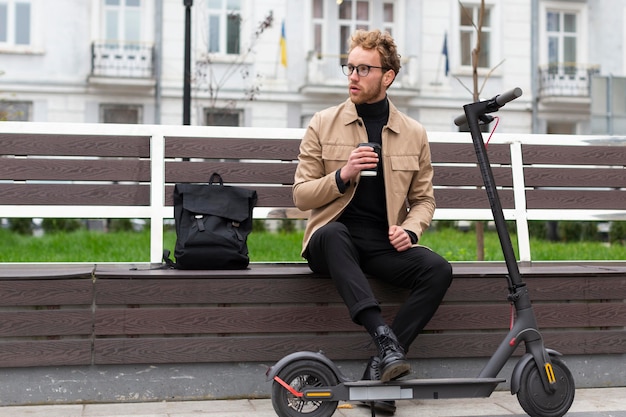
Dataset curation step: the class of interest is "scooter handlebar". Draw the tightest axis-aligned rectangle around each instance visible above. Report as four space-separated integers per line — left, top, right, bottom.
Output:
454 87 523 126
495 87 523 106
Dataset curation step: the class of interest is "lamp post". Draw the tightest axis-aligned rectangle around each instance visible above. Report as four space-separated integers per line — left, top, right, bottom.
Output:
183 0 193 125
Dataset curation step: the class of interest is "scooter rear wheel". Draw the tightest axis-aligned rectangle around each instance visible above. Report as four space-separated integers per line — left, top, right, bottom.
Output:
271 359 339 417
517 356 575 417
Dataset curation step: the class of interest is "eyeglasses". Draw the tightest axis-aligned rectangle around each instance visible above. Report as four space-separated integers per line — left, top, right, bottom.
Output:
341 64 387 77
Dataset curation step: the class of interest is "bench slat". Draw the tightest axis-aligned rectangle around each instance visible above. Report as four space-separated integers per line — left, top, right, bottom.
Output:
0 310 93 337
435 188 515 209
525 189 626 210
0 159 151 182
164 184 292 208
93 270 625 305
430 143 511 165
524 167 625 188
92 329 624 364
165 137 300 160
0 134 150 157
0 340 92 367
522 144 626 166
92 302 624 335
433 166 513 187
0 279 93 306
0 183 150 206
165 160 296 185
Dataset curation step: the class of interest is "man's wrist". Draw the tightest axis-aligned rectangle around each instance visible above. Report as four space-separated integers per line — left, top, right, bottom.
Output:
335 169 350 193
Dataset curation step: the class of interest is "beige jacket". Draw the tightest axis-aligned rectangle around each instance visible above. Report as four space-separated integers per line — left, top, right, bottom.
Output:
293 98 436 256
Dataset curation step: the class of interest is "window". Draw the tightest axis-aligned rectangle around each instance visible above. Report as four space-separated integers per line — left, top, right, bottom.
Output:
207 0 241 55
546 10 577 74
0 0 31 46
205 109 241 126
100 104 142 124
382 2 394 37
104 0 141 43
312 0 324 57
338 0 370 58
0 101 30 121
459 3 491 68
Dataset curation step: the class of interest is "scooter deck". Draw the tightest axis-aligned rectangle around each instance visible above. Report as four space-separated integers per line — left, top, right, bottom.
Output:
302 377 506 402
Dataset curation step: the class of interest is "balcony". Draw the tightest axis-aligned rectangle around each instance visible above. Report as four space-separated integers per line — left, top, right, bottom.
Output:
89 41 155 87
538 63 600 100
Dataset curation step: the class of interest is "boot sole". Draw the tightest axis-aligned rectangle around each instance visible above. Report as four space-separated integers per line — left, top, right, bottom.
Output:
380 361 411 382
358 400 397 415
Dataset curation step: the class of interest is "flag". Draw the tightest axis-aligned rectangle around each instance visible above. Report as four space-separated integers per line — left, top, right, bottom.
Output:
280 20 287 67
442 32 449 76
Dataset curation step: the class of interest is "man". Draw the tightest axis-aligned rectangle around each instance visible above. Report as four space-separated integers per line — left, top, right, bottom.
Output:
293 29 452 414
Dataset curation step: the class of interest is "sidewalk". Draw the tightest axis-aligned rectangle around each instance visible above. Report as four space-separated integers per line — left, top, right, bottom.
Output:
0 388 623 417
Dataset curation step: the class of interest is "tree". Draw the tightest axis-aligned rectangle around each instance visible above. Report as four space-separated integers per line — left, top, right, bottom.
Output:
457 0 505 260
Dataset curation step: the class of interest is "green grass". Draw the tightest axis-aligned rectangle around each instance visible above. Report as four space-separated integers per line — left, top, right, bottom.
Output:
1 227 625 263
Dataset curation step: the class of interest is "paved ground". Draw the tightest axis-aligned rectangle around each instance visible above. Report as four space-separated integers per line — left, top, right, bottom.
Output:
0 387 623 417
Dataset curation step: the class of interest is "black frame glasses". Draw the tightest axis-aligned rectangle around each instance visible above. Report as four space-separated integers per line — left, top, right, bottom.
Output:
341 64 387 77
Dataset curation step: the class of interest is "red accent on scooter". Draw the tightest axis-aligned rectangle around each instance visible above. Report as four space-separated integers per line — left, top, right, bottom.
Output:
274 376 304 397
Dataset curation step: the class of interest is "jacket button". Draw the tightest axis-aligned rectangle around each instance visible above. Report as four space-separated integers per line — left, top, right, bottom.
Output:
357 121 363 126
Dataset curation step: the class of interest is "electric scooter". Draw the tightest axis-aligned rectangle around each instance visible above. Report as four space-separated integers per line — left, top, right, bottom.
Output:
266 88 576 417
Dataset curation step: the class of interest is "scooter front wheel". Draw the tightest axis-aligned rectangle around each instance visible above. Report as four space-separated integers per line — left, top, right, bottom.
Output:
517 356 575 417
271 359 339 417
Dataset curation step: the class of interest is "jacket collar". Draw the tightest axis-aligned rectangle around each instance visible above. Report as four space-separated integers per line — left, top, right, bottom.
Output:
340 97 401 134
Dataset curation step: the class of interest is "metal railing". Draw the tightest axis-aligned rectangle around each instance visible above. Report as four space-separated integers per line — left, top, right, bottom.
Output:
91 41 154 78
538 63 600 98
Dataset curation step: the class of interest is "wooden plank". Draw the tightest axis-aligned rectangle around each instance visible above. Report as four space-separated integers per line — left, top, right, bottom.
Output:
0 280 94 305
165 160 296 185
165 137 300 160
92 302 625 336
164 184 292 208
0 133 150 157
433 166 513 187
525 189 626 210
430 143 511 165
93 268 626 305
92 329 625 364
524 167 625 188
0 279 93 306
0 340 92 367
0 264 94 280
0 159 151 182
522 144 626 166
0 183 150 206
434 188 515 209
0 310 93 337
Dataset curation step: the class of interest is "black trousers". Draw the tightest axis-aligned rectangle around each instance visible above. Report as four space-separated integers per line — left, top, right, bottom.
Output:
306 222 453 352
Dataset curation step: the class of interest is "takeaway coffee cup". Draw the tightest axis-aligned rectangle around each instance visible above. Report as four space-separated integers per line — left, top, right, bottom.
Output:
358 142 381 176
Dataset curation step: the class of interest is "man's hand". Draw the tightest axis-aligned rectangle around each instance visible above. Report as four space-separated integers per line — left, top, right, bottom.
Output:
339 146 379 184
389 225 412 252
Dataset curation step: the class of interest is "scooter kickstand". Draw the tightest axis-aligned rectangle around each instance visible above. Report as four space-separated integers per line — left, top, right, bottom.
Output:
369 401 376 417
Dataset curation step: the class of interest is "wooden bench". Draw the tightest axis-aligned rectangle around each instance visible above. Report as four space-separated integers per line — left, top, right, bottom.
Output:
0 122 624 399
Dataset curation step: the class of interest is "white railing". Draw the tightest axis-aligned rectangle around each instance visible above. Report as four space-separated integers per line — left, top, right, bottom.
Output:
1 122 625 263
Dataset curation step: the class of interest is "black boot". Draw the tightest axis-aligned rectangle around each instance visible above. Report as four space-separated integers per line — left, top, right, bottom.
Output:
360 356 397 415
373 325 410 382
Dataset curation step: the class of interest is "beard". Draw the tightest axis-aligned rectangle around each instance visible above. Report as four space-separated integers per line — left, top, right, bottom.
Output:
349 80 385 105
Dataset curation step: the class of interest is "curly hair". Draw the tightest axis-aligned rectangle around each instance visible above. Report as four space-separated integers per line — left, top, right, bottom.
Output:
349 29 401 75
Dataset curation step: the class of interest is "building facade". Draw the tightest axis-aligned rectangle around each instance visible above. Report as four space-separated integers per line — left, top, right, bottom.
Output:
1 0 624 135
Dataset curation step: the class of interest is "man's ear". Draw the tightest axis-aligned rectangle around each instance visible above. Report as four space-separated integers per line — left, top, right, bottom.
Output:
383 70 396 87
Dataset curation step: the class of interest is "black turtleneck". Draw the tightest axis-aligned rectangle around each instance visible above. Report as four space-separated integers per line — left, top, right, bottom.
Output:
338 97 389 233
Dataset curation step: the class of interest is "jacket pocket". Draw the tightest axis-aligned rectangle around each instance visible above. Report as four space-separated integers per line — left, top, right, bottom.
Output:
389 154 420 171
322 144 352 162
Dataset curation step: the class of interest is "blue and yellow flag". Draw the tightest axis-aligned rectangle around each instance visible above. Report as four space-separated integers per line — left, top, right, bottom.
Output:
280 20 287 67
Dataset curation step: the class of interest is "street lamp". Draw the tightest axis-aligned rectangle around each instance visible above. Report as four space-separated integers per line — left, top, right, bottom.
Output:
183 0 193 125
